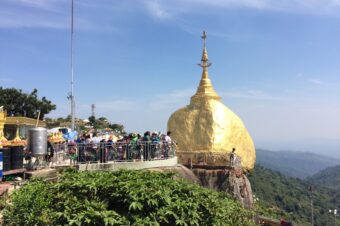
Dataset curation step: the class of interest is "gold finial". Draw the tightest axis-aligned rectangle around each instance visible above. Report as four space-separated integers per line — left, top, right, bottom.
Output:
198 30 211 68
191 31 220 103
202 31 207 48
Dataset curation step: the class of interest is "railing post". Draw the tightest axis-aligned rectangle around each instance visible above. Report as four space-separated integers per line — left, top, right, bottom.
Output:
141 148 143 162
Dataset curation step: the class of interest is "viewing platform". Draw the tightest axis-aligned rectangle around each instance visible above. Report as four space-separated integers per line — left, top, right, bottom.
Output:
77 156 178 172
33 141 179 172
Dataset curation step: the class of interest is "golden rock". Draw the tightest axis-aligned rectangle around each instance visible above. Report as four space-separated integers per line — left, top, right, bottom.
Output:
167 31 256 171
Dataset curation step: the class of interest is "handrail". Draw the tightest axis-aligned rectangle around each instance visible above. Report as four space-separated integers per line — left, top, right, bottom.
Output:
48 141 176 166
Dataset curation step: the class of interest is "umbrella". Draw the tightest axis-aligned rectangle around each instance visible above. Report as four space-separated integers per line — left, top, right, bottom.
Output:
63 131 78 141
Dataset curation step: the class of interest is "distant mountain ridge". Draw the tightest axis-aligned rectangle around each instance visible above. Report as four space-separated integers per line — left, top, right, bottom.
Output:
256 149 340 179
306 165 340 190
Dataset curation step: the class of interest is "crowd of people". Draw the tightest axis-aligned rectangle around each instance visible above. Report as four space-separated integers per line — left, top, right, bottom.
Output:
48 131 175 164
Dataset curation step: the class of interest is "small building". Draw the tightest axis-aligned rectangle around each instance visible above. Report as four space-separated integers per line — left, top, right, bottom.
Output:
0 109 46 147
4 116 46 141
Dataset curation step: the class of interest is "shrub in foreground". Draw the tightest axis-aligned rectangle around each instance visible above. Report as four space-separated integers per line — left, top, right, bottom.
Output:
3 169 255 226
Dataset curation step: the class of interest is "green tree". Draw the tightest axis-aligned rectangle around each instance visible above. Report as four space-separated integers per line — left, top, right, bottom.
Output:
95 117 108 129
0 87 56 119
87 116 125 133
97 117 107 122
88 116 96 128
109 123 125 135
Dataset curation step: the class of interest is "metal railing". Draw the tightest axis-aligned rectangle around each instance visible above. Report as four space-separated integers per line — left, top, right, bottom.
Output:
49 141 176 166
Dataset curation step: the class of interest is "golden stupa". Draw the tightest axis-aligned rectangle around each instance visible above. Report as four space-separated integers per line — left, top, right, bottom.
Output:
167 31 255 171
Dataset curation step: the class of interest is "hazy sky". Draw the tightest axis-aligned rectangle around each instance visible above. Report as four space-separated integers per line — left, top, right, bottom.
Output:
1 0 340 157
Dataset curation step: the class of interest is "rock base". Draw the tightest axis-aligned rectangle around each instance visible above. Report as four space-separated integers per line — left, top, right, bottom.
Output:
152 164 254 209
189 166 253 208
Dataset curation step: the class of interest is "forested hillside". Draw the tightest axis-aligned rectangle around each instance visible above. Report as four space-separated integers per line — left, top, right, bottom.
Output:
256 149 340 178
249 165 340 226
306 165 340 190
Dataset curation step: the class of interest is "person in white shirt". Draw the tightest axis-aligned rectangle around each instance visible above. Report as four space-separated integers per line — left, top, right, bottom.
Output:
163 131 172 158
91 132 102 149
164 131 172 144
229 148 236 167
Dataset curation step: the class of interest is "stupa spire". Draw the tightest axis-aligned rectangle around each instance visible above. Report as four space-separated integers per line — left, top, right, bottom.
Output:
198 31 211 70
191 31 220 103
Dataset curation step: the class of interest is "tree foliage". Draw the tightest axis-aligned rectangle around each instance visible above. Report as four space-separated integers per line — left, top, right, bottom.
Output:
4 170 255 226
306 164 340 190
87 116 125 134
249 164 340 226
109 123 125 134
0 87 56 119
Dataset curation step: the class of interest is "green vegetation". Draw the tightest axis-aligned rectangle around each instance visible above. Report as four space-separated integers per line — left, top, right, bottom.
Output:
45 115 126 134
249 164 340 226
306 165 340 190
4 170 255 226
87 116 125 134
256 149 340 179
0 87 56 120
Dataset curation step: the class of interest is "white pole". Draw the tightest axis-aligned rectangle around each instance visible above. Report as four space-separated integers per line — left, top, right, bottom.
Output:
70 0 75 131
309 186 314 226
35 110 41 127
335 209 337 226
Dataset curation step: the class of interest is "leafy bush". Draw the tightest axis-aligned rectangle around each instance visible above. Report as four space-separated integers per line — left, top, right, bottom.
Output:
4 169 255 226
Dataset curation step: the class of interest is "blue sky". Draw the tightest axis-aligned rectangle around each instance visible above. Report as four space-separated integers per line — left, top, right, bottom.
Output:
1 0 340 157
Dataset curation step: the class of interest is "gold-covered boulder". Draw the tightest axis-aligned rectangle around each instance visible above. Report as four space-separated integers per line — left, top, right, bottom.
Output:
167 31 255 171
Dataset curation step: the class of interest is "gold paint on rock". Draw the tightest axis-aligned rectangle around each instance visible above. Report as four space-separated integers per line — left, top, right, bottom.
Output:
167 31 256 171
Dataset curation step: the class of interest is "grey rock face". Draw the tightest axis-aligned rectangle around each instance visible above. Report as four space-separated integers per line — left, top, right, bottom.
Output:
149 165 254 209
191 167 254 209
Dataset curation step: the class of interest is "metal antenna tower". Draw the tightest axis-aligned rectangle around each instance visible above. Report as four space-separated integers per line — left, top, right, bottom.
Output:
70 0 75 131
91 104 96 118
